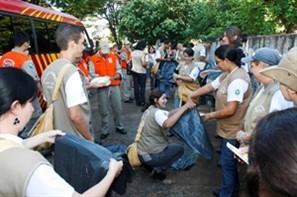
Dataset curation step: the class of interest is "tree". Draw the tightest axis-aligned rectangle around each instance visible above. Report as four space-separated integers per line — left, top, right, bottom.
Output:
119 0 201 44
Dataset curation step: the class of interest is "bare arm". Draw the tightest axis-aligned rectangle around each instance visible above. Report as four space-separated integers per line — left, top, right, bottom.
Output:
204 101 239 121
72 158 123 197
163 101 196 129
23 130 65 149
141 54 147 67
68 105 94 141
188 83 214 102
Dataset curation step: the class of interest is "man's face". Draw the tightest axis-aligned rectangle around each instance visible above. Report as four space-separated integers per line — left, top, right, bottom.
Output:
73 33 85 59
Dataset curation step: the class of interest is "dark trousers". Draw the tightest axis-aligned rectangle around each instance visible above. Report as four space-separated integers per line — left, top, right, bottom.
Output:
132 71 147 105
139 144 184 172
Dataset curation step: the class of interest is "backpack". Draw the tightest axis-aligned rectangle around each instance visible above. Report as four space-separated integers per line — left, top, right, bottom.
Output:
29 64 70 151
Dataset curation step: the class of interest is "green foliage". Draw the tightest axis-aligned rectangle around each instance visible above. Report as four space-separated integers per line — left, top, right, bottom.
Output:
27 0 297 46
48 0 105 19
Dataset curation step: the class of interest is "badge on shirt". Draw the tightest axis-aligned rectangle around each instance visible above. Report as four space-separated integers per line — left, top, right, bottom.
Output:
108 57 113 63
235 89 240 95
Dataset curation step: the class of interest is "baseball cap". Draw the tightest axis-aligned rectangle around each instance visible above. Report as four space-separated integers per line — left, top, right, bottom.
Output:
260 47 297 91
99 40 110 54
241 47 282 66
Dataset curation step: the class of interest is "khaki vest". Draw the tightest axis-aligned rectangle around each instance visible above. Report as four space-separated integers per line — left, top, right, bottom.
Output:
0 140 50 197
41 59 90 137
175 62 199 97
137 106 169 153
215 68 252 139
244 82 279 133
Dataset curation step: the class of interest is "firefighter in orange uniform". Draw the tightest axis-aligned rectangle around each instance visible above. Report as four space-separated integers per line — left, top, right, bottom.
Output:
0 31 42 138
89 40 127 140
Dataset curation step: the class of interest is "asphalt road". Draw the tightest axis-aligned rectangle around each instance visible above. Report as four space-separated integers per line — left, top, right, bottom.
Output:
88 86 248 197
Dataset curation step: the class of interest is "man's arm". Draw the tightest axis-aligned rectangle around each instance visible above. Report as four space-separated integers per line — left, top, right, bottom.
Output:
68 105 94 141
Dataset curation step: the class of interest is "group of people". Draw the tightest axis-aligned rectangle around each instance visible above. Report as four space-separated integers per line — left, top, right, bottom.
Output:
131 25 297 197
1 22 297 197
0 24 123 196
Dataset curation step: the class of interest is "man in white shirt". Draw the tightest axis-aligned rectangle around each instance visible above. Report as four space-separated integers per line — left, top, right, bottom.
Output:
41 24 94 141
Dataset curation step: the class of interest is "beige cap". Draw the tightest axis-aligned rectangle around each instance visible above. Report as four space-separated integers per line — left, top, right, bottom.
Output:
99 40 110 54
260 47 297 91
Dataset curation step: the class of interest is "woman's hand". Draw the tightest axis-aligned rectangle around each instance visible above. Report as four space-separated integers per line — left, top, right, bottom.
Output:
203 113 212 122
41 130 66 144
184 100 196 110
108 158 123 177
23 130 65 149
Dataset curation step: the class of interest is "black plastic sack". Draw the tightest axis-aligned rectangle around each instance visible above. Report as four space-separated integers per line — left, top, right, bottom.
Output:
169 108 214 160
54 133 133 195
157 60 178 85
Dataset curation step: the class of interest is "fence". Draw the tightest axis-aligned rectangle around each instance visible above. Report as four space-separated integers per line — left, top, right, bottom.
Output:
208 33 297 61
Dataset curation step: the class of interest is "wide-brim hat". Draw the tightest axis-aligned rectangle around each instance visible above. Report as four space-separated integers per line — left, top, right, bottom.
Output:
260 47 297 91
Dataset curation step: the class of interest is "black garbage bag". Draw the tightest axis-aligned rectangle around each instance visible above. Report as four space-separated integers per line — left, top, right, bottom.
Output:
54 133 133 195
157 60 178 85
169 108 214 160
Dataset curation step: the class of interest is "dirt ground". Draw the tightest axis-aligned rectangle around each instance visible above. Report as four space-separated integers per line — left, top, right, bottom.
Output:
89 87 248 197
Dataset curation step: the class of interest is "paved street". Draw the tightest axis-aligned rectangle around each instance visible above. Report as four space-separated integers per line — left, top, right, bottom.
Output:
88 86 248 197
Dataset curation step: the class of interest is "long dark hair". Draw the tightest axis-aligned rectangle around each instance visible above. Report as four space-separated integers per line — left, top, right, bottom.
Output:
0 68 37 116
225 26 242 48
247 108 297 197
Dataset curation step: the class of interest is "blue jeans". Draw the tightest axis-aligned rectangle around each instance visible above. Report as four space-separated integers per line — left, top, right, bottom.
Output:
132 71 147 105
219 139 240 197
139 144 184 172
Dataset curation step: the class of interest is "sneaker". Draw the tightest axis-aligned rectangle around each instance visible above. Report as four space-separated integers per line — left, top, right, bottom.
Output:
162 178 174 184
124 99 133 103
150 170 166 181
116 128 127 135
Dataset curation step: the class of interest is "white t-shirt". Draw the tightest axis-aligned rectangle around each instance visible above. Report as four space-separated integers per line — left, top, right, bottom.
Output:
188 66 200 81
154 109 169 128
211 75 249 103
65 71 88 108
0 134 74 197
255 86 294 112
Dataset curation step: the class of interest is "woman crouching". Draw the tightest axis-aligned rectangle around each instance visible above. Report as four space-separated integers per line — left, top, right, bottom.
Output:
137 89 196 180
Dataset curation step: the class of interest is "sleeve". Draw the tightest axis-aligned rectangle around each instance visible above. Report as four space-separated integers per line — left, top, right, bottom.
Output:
269 90 294 112
211 75 221 90
26 164 74 197
155 50 161 59
22 60 40 81
200 47 206 57
65 71 88 108
189 67 200 80
154 109 169 128
88 60 99 78
116 60 123 79
227 79 249 103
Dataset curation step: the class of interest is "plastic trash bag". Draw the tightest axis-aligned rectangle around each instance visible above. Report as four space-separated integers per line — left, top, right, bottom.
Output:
169 108 214 160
